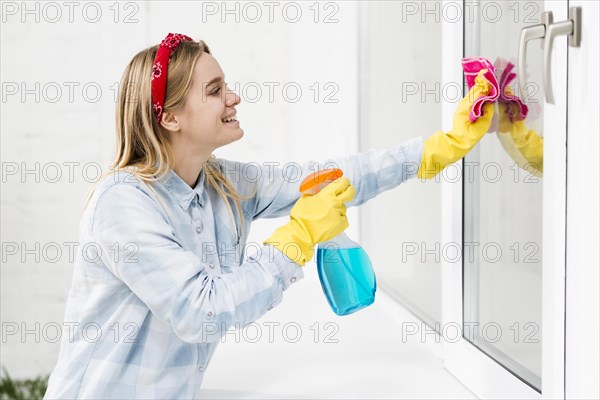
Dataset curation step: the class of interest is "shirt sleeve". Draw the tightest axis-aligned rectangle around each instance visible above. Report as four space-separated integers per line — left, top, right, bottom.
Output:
90 182 304 344
220 136 424 220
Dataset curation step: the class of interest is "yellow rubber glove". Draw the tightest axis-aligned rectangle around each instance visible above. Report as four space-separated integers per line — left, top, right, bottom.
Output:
417 69 496 179
263 177 356 266
496 93 544 176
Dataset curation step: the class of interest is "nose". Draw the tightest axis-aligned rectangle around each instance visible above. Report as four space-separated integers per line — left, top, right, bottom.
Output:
224 86 241 107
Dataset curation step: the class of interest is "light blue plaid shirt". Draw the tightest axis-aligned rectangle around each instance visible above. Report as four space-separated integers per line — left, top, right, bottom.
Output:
44 137 423 399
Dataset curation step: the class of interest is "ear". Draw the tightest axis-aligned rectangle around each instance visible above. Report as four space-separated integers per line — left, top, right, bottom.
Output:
160 111 180 133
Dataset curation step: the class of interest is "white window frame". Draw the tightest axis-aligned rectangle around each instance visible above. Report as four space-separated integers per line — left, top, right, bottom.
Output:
564 1 600 398
440 0 568 397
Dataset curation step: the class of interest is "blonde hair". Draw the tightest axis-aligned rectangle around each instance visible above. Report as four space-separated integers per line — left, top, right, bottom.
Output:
82 39 252 244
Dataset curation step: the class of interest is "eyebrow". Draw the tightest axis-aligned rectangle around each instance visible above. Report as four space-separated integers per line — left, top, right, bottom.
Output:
206 75 225 87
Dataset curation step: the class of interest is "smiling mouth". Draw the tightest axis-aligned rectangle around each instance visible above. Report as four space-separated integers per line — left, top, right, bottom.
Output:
221 114 237 123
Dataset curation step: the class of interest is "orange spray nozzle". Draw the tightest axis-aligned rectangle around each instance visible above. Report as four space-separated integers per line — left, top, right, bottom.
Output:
299 168 344 195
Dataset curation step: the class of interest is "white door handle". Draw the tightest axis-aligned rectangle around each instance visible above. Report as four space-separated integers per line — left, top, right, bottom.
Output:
543 6 582 104
518 11 552 101
518 7 581 105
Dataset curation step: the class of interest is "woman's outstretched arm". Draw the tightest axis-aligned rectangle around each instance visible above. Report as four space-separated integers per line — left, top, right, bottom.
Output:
218 135 424 221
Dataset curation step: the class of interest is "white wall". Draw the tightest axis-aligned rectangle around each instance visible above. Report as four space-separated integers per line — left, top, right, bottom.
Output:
0 1 359 379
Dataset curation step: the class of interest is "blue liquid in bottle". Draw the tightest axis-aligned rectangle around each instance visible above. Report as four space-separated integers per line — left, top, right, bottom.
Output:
316 233 377 316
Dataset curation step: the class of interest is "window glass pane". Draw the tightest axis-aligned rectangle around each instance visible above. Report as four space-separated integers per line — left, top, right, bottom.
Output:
463 0 544 391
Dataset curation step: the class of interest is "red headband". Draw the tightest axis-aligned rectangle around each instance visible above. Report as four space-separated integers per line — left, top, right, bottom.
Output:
151 33 194 123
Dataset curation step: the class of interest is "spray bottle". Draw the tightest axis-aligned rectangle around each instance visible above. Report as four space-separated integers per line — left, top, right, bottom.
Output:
299 168 376 316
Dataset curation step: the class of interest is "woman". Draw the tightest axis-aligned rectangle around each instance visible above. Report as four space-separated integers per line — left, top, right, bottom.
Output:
44 33 493 399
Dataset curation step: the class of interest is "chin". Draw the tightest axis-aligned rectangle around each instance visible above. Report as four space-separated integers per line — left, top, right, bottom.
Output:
218 129 244 148
232 128 245 141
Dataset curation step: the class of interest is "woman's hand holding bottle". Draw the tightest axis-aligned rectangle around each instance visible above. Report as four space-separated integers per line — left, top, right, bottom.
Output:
264 178 356 266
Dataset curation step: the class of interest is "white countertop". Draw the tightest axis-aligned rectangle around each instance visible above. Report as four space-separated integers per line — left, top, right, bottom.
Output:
199 267 476 399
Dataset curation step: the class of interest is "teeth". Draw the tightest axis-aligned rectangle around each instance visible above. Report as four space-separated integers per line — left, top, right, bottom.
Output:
222 115 237 123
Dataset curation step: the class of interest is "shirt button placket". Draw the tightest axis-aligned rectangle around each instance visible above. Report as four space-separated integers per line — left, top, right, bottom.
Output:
191 202 203 234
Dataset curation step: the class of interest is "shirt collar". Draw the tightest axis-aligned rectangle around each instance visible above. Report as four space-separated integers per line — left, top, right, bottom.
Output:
158 167 206 210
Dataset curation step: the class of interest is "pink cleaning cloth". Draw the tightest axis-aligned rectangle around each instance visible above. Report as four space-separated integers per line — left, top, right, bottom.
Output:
493 58 529 122
461 57 500 122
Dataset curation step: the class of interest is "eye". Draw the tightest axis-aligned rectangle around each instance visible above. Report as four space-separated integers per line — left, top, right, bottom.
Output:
211 82 228 96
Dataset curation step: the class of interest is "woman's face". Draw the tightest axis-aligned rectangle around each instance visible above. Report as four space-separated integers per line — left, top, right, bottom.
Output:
171 53 243 153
